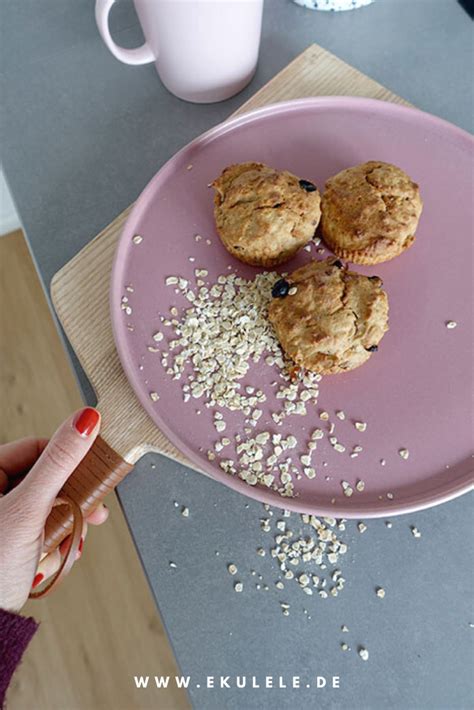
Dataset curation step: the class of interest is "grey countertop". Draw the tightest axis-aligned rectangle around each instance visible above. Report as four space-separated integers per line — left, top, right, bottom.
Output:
2 1 473 708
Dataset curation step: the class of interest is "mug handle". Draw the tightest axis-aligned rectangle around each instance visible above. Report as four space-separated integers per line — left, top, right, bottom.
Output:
95 0 155 66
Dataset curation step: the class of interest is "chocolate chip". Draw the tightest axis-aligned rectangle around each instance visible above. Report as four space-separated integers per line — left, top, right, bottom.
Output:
299 179 317 192
272 279 290 298
333 260 343 268
366 345 378 352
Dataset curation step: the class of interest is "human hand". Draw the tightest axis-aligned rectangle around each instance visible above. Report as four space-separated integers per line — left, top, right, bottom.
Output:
0 408 109 612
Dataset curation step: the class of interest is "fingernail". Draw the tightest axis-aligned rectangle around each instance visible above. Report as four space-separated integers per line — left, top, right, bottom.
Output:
73 407 100 437
33 573 44 589
78 537 84 554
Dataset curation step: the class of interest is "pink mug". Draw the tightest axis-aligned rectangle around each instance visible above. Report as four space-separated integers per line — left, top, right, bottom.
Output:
95 0 264 104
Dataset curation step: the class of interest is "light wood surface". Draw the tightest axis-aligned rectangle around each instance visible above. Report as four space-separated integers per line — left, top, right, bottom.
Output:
0 231 81 441
1 231 189 710
51 43 409 470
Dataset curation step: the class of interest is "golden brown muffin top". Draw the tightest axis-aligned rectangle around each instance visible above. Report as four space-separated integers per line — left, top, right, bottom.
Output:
212 162 321 267
268 258 389 374
321 161 422 264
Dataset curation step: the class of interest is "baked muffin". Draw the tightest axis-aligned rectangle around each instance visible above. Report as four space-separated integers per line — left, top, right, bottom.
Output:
212 162 321 267
321 161 422 265
268 258 389 375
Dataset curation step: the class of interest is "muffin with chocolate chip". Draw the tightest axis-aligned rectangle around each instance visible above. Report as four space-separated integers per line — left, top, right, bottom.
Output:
321 161 422 265
268 258 389 374
212 162 321 267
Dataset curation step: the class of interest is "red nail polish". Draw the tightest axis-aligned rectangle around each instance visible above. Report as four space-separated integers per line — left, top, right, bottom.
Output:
74 407 100 437
78 537 84 554
33 573 44 589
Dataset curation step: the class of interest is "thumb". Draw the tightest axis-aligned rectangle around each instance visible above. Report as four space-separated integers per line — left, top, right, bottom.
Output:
17 407 101 518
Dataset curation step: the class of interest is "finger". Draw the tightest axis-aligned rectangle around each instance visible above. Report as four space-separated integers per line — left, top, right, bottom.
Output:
86 503 109 526
16 407 101 519
35 538 85 588
33 548 62 588
0 437 49 478
34 524 88 588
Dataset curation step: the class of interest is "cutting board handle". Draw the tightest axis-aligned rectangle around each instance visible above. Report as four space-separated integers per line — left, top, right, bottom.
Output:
29 435 133 599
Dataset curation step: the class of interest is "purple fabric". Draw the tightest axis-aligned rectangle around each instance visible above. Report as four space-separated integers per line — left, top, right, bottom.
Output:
0 609 38 708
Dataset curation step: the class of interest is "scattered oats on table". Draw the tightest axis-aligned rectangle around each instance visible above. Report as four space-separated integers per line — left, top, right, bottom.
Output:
446 320 457 329
358 648 369 661
234 582 243 592
376 587 385 598
411 526 421 538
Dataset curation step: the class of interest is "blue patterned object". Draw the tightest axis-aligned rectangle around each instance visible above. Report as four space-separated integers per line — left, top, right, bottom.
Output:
293 0 374 10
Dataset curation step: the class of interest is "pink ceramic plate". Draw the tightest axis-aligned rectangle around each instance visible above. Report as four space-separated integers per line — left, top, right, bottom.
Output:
111 97 473 517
